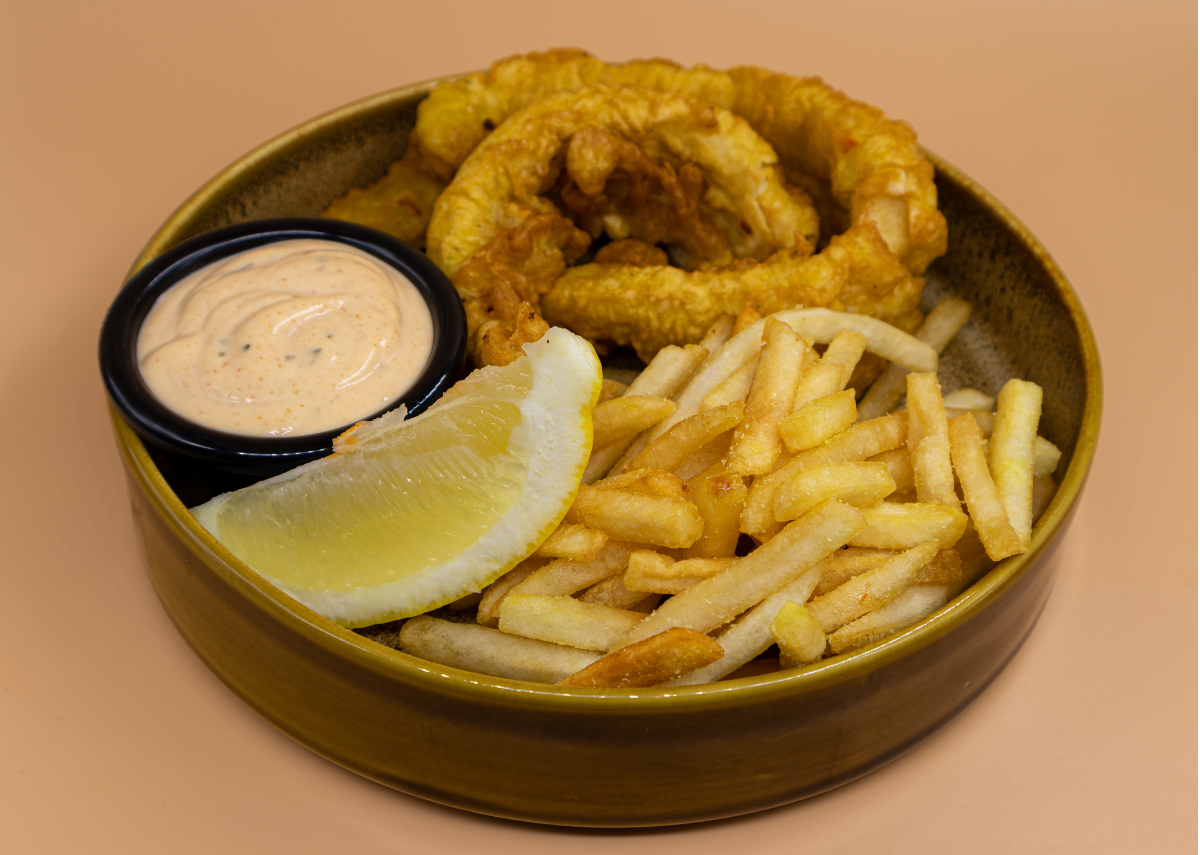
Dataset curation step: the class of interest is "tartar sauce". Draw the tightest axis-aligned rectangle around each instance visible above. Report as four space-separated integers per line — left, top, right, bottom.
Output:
137 239 433 437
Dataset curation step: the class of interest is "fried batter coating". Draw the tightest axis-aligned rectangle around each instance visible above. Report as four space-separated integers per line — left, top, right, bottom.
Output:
593 239 668 267
428 85 819 365
542 223 921 362
320 148 445 249
414 49 945 275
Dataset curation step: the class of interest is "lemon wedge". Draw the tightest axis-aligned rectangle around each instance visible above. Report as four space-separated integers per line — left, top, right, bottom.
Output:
192 328 601 628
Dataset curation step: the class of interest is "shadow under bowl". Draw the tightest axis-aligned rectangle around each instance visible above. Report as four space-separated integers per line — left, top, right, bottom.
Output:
106 77 1102 827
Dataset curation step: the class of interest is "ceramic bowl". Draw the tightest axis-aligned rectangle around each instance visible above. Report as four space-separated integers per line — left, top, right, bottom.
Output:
107 77 1102 826
99 217 466 488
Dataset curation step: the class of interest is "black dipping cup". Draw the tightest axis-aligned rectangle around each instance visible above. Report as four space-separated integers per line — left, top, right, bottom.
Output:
99 218 466 500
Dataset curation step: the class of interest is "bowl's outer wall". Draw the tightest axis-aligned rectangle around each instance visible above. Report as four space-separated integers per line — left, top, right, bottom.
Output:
111 79 1100 826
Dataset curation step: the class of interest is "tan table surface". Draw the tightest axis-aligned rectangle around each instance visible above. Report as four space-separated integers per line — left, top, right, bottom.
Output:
1 1 1194 851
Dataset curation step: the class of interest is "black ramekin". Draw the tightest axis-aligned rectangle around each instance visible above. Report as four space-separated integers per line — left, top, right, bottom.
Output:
99 218 466 487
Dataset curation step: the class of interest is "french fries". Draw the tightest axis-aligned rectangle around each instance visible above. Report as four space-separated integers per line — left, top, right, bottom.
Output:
807 541 940 632
558 628 724 688
849 502 967 549
770 602 827 668
906 372 959 507
389 299 1066 689
630 402 744 472
857 297 972 421
535 523 609 562
990 379 1043 549
773 461 896 522
591 395 676 449
400 616 600 683
948 413 1022 560
686 472 748 558
779 389 857 454
828 584 951 654
613 499 865 649
566 485 704 548
724 318 806 475
583 343 708 483
498 593 646 651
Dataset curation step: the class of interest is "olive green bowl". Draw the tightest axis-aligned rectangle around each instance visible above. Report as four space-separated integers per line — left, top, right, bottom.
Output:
109 78 1102 827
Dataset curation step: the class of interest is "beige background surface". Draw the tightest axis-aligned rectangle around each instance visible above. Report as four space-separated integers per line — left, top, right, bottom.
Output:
1 1 1195 851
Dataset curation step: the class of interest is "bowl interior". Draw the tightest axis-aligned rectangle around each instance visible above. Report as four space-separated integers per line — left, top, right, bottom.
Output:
116 80 1098 687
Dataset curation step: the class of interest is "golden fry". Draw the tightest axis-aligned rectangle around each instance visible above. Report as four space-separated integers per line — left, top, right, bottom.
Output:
499 593 646 652
477 556 548 627
591 396 676 449
596 378 628 405
948 413 1022 561
770 601 827 668
773 462 895 522
725 318 806 475
624 551 738 594
673 431 733 481
558 628 724 688
828 584 951 654
807 541 939 632
630 402 744 473
906 372 958 506
578 574 654 610
791 329 866 411
869 447 915 495
594 467 690 500
509 541 636 600
566 485 704 548
534 523 610 562
779 389 857 453
849 501 967 549
732 304 764 335
686 473 748 558
701 354 759 411
990 379 1043 549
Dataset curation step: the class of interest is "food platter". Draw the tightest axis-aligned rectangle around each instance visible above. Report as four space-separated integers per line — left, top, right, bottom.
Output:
109 72 1101 826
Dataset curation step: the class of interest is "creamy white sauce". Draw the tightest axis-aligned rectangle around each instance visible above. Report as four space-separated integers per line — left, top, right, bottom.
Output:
137 239 433 437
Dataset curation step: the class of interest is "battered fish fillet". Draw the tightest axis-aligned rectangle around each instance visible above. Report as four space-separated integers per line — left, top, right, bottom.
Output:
320 148 445 249
542 223 921 362
428 85 820 365
414 49 945 275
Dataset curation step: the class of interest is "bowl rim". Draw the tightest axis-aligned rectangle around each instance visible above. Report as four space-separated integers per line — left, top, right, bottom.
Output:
110 76 1104 711
101 216 467 468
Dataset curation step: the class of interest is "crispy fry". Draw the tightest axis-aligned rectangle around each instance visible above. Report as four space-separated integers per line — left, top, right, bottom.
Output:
558 628 725 688
870 447 915 495
741 413 907 536
942 388 994 410
990 379 1043 549
509 541 636 601
1032 474 1057 523
630 402 744 472
732 304 764 335
597 378 628 405
906 372 959 506
686 472 748 558
807 541 939 632
401 616 600 683
701 354 759 411
583 344 708 483
591 396 676 449
613 499 865 649
828 584 951 654
499 594 645 651
1034 436 1062 478
857 297 972 420
624 551 738 594
791 329 866 411
593 467 690 500
849 501 967 549
534 523 610 562
774 462 895 522
578 574 654 609
699 314 736 354
665 567 825 685
779 389 857 453
566 485 704 548
477 556 548 627
673 431 733 481
724 318 806 475
948 413 1022 561
770 601 828 668
947 407 995 437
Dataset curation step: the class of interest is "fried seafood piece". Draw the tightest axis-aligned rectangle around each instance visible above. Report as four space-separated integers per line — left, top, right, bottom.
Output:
320 148 445 249
593 239 669 267
414 48 737 181
428 85 820 365
413 49 946 275
542 223 922 361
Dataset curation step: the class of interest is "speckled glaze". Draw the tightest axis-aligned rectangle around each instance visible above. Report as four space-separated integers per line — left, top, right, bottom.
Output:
108 77 1102 827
